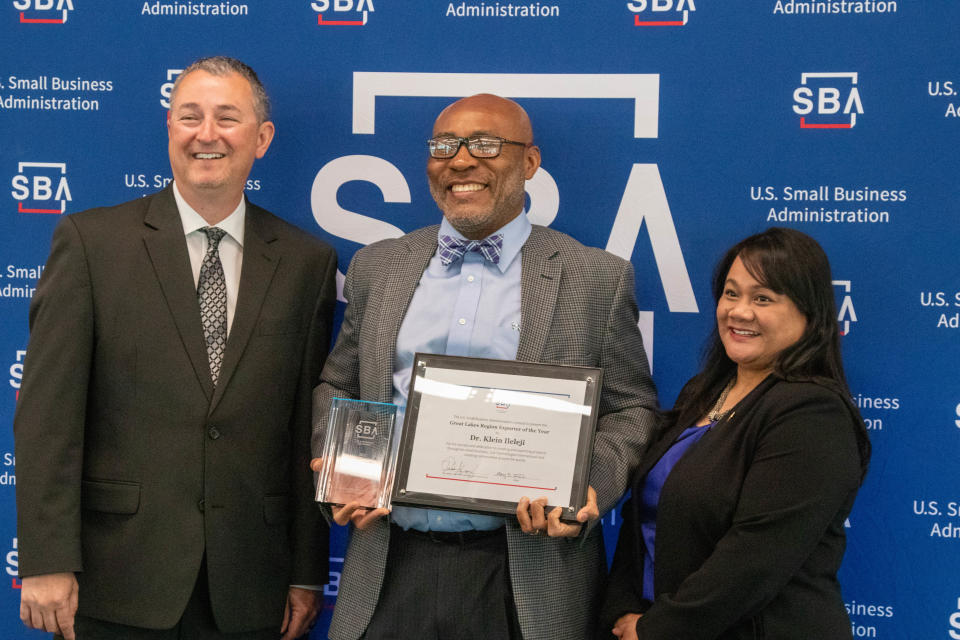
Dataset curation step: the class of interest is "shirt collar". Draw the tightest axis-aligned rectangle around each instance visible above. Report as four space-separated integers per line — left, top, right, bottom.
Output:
438 212 531 273
172 181 246 247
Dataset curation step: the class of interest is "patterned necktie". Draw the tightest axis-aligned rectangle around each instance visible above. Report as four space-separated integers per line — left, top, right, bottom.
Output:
437 233 503 267
198 227 227 385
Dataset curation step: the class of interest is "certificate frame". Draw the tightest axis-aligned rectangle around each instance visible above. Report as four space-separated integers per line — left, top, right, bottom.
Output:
391 353 602 522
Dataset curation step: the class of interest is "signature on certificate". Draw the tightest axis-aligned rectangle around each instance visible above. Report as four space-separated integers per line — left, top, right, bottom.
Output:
493 471 527 482
440 456 479 477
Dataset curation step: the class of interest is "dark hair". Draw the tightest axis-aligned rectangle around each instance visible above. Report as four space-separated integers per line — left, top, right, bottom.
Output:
170 56 271 123
673 227 870 477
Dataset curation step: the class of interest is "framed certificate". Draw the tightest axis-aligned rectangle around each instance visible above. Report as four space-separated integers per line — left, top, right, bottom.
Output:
391 354 601 522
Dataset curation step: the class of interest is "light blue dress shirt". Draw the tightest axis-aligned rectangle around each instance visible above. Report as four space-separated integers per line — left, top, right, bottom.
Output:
391 212 531 532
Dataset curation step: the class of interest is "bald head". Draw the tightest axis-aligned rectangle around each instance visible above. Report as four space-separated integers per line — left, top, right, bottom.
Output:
433 94 534 143
427 94 541 240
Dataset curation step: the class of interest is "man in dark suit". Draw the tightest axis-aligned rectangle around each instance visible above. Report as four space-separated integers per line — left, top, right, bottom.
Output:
311 94 657 640
14 56 336 639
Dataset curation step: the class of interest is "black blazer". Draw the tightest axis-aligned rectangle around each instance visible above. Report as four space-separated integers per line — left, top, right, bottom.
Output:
600 376 863 640
14 186 337 632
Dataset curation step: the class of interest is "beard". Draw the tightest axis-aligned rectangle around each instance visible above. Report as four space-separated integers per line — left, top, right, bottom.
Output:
430 167 527 239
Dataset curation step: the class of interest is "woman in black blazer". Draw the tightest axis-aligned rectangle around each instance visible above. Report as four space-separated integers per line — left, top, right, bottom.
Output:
600 228 871 640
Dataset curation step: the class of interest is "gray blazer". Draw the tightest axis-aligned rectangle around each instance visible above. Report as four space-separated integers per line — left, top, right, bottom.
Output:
314 223 657 640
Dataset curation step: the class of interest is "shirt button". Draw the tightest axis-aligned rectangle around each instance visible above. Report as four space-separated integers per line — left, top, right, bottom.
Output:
208 427 221 440
467 275 475 282
458 318 466 325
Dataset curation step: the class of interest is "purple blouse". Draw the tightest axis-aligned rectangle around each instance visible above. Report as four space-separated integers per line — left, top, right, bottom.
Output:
639 423 714 601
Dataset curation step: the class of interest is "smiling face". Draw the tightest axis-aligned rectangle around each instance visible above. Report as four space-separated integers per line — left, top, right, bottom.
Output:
427 95 541 240
167 69 274 217
717 256 808 380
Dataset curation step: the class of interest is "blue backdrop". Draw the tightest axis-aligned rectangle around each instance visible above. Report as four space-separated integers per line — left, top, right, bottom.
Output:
2 1 958 638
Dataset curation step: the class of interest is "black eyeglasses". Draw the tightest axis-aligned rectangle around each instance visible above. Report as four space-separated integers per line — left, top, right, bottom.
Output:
427 135 528 159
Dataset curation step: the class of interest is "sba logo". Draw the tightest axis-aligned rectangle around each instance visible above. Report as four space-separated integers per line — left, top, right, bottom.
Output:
832 280 857 336
627 0 695 26
312 0 373 26
793 72 863 129
14 0 73 24
10 350 26 402
11 162 71 214
6 538 18 589
160 69 184 109
354 419 378 443
950 597 960 639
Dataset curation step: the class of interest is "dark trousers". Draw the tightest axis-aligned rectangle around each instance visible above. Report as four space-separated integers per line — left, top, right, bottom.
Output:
362 525 523 640
58 559 282 640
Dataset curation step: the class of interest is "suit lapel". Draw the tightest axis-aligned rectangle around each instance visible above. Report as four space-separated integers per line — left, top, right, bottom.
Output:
636 377 778 481
375 227 437 402
210 206 279 410
516 226 561 363
141 187 214 402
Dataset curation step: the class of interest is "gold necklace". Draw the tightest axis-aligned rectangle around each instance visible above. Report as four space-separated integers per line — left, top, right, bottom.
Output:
707 379 736 422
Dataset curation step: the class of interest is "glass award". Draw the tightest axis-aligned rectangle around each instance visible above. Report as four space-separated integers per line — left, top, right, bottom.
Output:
315 398 399 510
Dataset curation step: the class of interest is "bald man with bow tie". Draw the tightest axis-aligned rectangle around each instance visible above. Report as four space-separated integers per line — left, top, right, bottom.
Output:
312 93 658 640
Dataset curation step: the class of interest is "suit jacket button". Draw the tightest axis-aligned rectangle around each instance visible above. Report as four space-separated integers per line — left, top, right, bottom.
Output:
208 427 221 440
197 499 205 512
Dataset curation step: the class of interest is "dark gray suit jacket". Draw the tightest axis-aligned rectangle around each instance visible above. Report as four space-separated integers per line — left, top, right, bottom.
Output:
14 185 337 632
313 223 657 640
